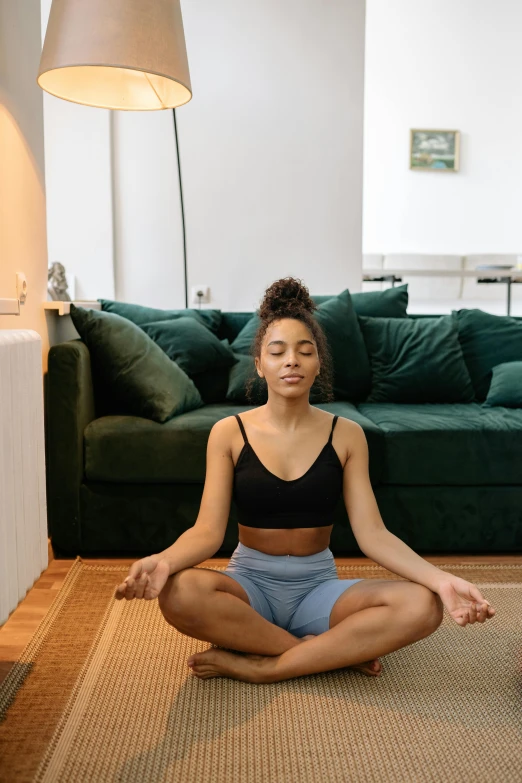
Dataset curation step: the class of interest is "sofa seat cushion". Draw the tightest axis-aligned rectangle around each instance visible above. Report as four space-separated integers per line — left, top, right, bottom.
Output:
358 403 522 486
84 402 385 484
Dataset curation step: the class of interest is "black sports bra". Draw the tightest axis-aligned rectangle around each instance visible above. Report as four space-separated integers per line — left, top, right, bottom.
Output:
232 413 343 529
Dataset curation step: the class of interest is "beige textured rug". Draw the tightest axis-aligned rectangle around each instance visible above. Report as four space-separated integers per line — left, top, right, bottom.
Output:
1 558 521 783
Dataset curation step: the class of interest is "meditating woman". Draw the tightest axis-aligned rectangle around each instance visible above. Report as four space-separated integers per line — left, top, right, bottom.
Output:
115 277 495 684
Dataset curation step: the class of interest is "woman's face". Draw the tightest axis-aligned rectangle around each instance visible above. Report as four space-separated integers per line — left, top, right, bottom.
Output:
255 318 320 395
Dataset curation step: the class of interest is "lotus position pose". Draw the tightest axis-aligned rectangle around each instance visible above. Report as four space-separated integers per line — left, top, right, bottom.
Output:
115 277 495 684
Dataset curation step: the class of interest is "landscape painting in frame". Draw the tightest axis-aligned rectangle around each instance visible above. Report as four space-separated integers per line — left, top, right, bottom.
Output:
410 129 460 172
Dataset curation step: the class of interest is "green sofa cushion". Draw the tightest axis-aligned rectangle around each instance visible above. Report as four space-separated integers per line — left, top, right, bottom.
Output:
228 314 261 355
98 298 222 334
358 314 474 403
358 402 522 485
139 317 238 376
352 284 409 317
83 402 385 484
190 367 230 404
312 284 409 318
217 312 253 344
69 304 204 423
453 308 522 401
220 286 409 349
229 289 371 402
483 361 522 408
314 289 371 401
225 353 267 404
189 339 234 404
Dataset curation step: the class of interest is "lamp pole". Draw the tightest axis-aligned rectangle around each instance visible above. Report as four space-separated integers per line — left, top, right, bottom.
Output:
173 108 189 309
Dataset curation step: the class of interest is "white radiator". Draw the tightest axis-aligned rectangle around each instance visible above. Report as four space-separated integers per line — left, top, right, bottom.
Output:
0 330 48 626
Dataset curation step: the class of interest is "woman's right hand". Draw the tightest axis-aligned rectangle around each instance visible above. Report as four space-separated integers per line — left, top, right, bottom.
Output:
114 556 171 601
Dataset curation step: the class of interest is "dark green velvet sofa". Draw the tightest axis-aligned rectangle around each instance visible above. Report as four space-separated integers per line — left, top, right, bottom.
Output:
45 309 522 559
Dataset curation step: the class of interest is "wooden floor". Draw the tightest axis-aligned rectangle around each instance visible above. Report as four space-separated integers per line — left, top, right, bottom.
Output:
1 539 521 686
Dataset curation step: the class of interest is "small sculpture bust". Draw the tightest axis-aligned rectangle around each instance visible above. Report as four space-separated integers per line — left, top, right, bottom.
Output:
48 262 71 302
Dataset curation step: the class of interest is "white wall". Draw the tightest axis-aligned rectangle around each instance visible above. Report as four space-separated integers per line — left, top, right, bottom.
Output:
0 0 50 370
112 111 185 308
40 0 522 314
363 0 522 255
40 0 115 303
113 0 366 311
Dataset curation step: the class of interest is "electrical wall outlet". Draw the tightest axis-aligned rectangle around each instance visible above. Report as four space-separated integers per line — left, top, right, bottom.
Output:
16 272 28 304
191 285 210 304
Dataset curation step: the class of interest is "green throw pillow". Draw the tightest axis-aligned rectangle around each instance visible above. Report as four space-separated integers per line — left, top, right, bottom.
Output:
312 284 409 318
191 367 230 404
140 317 238 376
352 284 409 317
483 361 522 408
186 338 234 404
226 354 267 404
453 309 522 401
229 313 261 355
70 305 203 423
314 289 371 401
229 289 371 402
98 299 222 334
358 314 475 403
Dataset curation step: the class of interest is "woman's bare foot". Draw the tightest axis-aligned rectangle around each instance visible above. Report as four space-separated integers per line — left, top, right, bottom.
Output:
351 658 382 676
189 635 382 681
188 648 272 682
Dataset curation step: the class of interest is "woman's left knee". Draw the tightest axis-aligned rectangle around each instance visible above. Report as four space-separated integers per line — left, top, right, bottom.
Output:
405 584 444 635
420 587 444 633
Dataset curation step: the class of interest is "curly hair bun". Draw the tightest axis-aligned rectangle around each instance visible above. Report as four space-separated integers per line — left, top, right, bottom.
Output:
258 276 317 320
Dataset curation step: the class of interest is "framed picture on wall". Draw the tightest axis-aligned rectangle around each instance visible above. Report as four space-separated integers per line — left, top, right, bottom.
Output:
410 129 460 172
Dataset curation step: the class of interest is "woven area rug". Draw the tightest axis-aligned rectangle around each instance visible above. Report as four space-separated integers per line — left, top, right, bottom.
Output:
0 558 521 783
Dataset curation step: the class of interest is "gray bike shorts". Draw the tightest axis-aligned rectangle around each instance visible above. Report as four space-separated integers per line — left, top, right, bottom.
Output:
222 541 364 637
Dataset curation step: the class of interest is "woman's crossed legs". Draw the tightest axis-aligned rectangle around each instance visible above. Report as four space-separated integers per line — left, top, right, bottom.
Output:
158 564 443 683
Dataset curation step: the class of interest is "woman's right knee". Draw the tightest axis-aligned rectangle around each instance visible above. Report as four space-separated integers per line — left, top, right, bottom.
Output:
157 568 201 628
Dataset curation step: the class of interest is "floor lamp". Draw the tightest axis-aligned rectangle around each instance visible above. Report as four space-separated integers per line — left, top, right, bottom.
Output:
172 108 189 308
37 0 192 308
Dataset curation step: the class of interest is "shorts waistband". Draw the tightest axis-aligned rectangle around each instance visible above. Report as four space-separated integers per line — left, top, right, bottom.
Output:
235 541 332 562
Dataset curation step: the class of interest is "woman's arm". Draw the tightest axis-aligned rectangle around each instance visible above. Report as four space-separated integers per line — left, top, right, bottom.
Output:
152 417 236 573
341 419 450 592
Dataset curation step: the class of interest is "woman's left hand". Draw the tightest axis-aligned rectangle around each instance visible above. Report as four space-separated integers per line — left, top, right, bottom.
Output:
436 575 496 627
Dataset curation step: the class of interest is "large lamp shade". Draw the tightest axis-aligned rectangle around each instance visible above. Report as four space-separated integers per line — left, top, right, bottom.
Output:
37 0 192 110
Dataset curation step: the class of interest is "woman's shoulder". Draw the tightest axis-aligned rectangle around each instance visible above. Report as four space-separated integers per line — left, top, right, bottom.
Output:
212 410 259 438
334 413 365 434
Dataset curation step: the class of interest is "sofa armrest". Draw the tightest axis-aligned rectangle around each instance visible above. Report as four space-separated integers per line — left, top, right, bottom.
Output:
46 339 96 553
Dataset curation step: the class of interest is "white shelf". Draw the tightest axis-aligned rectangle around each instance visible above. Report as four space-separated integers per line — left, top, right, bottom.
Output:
363 267 522 279
43 301 102 316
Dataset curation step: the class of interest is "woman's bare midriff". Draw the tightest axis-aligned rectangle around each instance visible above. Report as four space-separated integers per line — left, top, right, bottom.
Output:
238 523 333 556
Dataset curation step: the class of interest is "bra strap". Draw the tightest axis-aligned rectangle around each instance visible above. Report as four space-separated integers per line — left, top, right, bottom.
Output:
235 414 249 444
328 414 339 443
